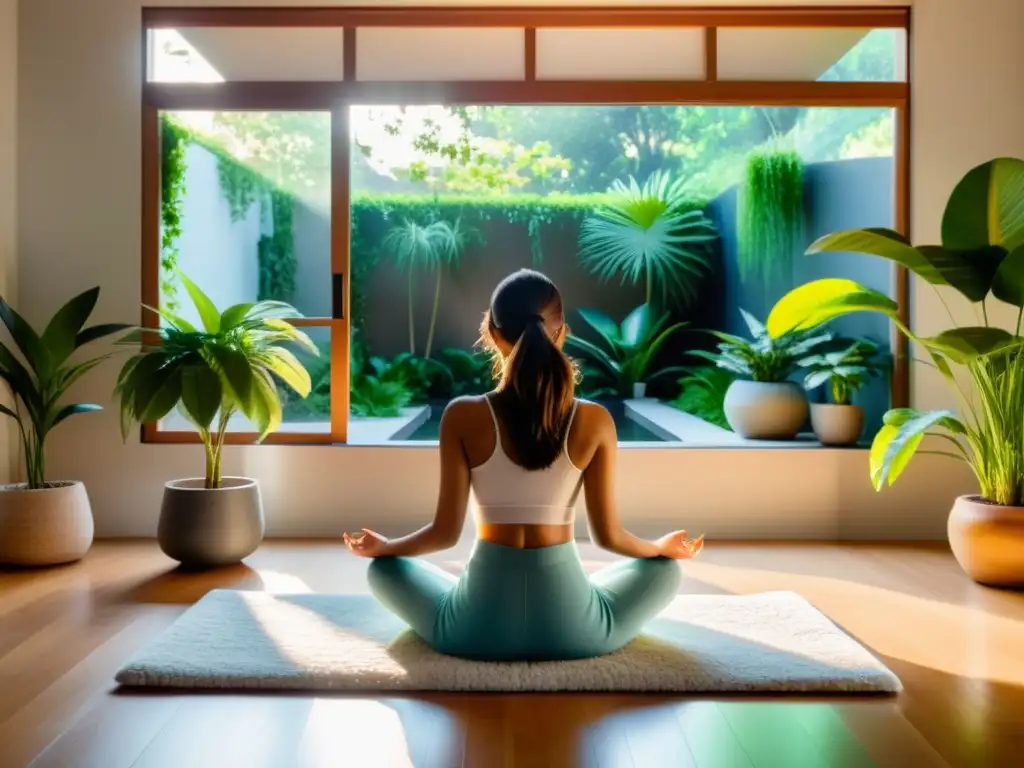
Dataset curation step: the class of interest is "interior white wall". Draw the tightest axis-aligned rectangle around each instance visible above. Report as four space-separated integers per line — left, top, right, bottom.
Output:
15 0 1022 539
0 0 15 484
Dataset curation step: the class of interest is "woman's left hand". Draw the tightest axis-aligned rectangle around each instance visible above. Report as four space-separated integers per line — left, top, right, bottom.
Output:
344 528 391 558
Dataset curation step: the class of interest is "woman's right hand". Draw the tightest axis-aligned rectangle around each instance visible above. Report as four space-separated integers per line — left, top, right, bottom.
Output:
655 530 704 559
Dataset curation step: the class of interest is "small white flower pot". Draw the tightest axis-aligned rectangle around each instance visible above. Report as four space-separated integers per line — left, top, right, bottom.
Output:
723 380 807 440
632 382 647 399
0 481 94 566
810 403 864 446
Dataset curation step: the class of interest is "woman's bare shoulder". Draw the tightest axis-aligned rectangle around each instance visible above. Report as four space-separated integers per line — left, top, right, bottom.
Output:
571 399 616 440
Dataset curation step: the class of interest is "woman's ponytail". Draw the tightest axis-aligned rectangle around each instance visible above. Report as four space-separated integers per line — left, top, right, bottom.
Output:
478 273 577 468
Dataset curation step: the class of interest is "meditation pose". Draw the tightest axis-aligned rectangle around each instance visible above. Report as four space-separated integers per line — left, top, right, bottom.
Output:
344 269 703 661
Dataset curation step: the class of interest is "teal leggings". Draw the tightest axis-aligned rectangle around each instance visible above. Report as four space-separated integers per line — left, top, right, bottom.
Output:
367 540 681 661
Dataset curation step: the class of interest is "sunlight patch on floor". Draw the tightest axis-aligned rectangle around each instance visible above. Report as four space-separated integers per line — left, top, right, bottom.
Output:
255 569 314 594
296 699 414 768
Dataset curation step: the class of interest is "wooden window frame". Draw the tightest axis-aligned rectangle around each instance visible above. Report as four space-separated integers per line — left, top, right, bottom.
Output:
141 4 912 445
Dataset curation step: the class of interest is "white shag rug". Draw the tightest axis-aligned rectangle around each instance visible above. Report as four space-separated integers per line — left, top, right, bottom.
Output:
115 590 900 693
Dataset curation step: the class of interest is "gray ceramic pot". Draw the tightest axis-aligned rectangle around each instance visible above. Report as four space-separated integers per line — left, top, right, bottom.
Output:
158 477 264 569
810 403 864 446
723 380 807 440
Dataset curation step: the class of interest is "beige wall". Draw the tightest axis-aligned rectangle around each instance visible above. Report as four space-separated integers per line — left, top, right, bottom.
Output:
0 0 15 484
15 0 1022 539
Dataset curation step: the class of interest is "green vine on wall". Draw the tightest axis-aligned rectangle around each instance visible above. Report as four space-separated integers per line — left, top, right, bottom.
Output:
737 150 805 290
258 190 297 301
159 115 190 311
216 154 262 223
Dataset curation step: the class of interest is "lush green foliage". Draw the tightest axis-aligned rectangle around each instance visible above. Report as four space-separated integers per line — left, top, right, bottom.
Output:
579 172 719 309
768 157 1024 505
671 366 734 430
160 117 190 311
694 309 831 383
0 289 129 489
565 304 687 398
115 273 315 488
800 338 887 405
738 150 805 288
258 190 297 302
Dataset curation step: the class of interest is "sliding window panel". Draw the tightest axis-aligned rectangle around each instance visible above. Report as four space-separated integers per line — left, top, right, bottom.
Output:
147 28 347 82
356 28 525 81
717 27 907 82
536 29 705 81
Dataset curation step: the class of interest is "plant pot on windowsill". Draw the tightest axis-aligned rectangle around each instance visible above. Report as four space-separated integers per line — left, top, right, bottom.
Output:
0 481 94 566
632 381 647 399
723 379 807 440
114 271 317 570
809 403 863 446
158 478 264 569
801 338 885 447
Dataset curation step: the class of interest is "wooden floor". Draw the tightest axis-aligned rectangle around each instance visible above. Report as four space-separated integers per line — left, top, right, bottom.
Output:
2 540 1022 768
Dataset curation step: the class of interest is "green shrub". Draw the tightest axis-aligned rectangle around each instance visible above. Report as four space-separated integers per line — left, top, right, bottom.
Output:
671 367 734 429
738 150 805 289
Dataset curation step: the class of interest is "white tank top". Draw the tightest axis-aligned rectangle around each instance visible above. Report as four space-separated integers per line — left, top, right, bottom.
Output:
471 396 584 526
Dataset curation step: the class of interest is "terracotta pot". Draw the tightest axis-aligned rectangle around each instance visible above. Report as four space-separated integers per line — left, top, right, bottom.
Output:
948 495 1024 586
810 403 864 446
158 477 264 569
0 481 94 566
723 380 807 440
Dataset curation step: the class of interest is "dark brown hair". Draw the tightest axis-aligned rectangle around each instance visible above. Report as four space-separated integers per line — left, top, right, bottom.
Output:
479 269 577 470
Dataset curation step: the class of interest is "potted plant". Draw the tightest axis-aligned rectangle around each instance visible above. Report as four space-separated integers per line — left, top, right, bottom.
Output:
115 272 316 569
799 338 887 446
0 288 129 566
694 309 830 440
565 303 687 399
767 157 1024 585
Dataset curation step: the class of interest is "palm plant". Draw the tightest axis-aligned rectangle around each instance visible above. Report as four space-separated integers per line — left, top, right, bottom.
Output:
767 157 1024 505
693 309 832 383
565 304 686 397
799 338 887 405
115 272 316 489
579 171 718 309
382 217 476 358
0 289 129 489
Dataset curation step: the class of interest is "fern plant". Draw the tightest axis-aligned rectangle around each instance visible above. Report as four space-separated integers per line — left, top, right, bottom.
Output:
738 150 805 289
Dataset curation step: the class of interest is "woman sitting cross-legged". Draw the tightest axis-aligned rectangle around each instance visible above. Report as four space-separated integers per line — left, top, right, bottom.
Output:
344 268 703 661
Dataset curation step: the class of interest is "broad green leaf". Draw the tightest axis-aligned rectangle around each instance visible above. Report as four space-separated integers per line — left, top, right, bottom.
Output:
575 308 621 348
177 272 221 333
634 321 686 379
49 403 102 431
115 354 144 391
0 295 52 382
807 228 946 284
738 308 766 339
0 341 42 420
917 245 1005 303
917 327 1019 363
565 335 621 377
220 303 255 331
140 365 183 423
990 243 1024 307
143 304 198 333
250 368 282 442
43 287 99 366
75 322 133 349
942 157 1024 252
49 355 111 404
767 279 899 338
125 353 172 418
870 409 959 489
180 365 222 430
0 403 20 422
206 346 255 415
620 304 656 348
803 369 833 390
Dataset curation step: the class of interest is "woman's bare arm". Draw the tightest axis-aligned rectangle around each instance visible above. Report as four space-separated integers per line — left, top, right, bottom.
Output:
582 405 671 559
375 401 471 557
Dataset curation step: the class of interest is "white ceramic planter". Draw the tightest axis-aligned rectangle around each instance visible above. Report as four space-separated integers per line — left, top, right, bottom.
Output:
158 477 265 569
948 495 1024 586
810 403 864 446
632 382 647 399
723 380 807 440
0 481 94 566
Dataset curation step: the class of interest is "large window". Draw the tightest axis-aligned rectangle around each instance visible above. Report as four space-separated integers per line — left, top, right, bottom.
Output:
143 6 910 447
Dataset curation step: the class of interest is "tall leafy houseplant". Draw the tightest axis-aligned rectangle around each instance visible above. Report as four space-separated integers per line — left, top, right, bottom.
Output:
767 157 1024 585
579 171 718 309
738 150 805 288
116 273 316 489
565 304 686 398
0 288 129 566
